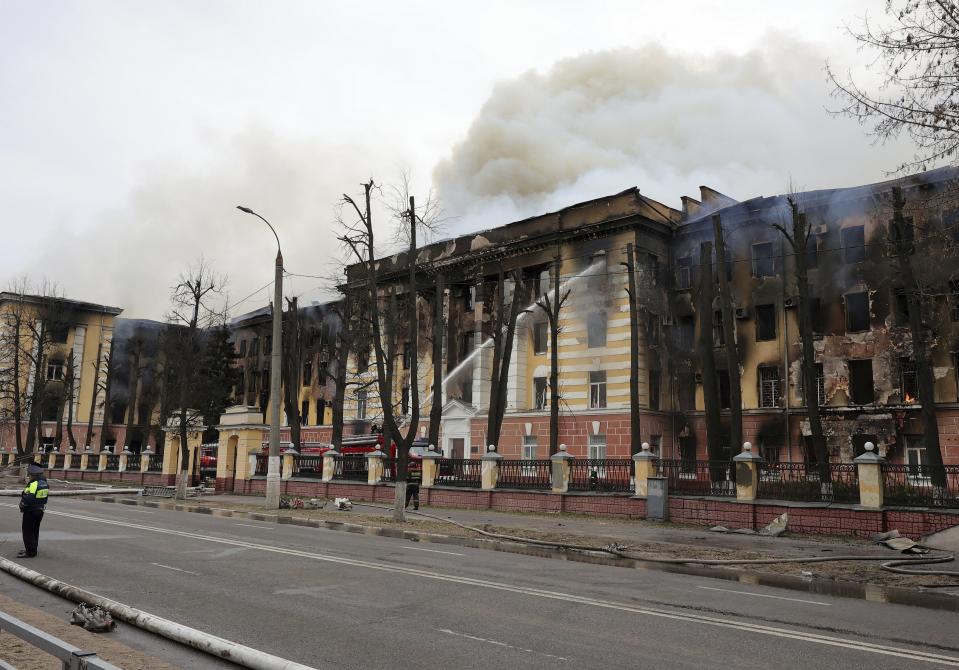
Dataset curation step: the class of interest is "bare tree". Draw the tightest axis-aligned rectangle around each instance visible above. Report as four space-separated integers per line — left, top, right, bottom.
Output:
486 269 527 449
829 1 959 172
536 252 571 455
63 347 78 450
697 242 724 468
426 272 445 449
281 296 305 450
712 215 743 458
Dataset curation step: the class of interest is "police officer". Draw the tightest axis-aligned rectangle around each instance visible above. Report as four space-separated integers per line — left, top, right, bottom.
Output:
18 463 49 558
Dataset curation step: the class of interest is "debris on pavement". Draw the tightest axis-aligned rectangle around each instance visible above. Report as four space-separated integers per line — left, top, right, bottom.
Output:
333 497 352 511
70 604 116 633
759 512 789 537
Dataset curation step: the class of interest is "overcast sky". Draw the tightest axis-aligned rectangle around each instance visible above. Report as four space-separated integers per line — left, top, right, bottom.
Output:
1 1 919 319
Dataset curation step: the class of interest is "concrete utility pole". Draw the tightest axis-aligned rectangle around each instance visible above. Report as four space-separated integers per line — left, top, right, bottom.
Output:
237 205 284 510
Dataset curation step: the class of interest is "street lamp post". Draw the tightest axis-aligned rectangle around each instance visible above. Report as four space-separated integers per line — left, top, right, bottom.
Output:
237 205 283 510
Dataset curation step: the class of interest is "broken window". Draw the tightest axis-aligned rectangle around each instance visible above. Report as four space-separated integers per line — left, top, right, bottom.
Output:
717 370 731 409
318 360 329 383
645 254 659 286
648 368 661 411
844 292 870 332
805 234 819 268
810 298 824 335
848 359 875 404
356 390 368 420
675 256 692 289
251 337 259 356
645 313 661 345
893 287 910 326
589 371 607 409
357 347 370 370
755 304 776 341
316 398 326 425
403 342 411 370
752 242 775 278
239 339 247 357
679 436 696 472
463 287 474 311
899 358 918 404
587 311 607 348
951 280 959 322
678 316 695 350
300 400 309 425
533 322 548 354
815 363 826 407
841 225 866 263
758 365 781 408
46 359 64 381
713 310 725 347
533 377 547 410
302 360 312 386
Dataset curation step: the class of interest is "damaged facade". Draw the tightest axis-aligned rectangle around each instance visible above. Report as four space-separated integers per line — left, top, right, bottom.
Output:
342 168 959 465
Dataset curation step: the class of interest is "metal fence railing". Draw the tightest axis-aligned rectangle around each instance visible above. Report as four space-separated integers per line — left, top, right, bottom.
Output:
0 610 121 670
497 459 552 490
380 458 396 483
126 453 142 471
333 455 368 481
658 459 737 497
147 454 163 472
104 454 121 471
434 459 482 487
568 459 633 493
254 453 269 476
292 454 324 478
758 462 859 503
52 453 66 469
85 454 100 471
882 463 959 508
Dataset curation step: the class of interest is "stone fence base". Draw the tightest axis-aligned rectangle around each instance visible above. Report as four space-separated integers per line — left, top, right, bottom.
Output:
48 468 175 487
233 478 959 539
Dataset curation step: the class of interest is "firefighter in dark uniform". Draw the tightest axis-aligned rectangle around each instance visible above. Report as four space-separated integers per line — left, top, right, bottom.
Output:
18 463 49 558
405 457 421 510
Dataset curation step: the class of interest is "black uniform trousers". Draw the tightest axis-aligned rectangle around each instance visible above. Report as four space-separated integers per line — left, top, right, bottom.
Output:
21 509 44 556
405 482 420 509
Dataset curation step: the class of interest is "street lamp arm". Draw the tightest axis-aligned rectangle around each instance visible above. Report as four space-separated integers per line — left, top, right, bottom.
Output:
236 205 282 256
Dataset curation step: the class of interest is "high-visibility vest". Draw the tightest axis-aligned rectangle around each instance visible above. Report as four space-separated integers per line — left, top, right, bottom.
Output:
21 479 49 509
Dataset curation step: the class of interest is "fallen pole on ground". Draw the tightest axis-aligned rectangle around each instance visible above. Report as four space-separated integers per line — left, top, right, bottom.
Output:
0 558 316 670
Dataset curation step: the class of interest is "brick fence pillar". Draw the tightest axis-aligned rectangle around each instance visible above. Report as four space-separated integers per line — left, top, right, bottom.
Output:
367 449 385 484
481 445 502 490
733 442 762 502
322 449 338 482
282 450 296 480
633 442 659 496
854 441 884 509
551 444 574 493
421 446 440 487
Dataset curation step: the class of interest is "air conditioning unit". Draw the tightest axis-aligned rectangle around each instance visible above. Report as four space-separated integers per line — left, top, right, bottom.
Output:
784 296 798 308
812 224 828 235
735 307 750 320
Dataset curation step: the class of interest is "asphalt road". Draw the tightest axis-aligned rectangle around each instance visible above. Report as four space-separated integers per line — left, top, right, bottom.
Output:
1 498 958 669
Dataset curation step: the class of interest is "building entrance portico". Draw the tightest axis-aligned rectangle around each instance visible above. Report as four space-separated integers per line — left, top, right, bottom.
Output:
439 399 475 458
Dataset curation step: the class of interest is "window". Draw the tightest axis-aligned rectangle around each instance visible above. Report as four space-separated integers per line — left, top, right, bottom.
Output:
533 377 548 410
522 435 538 460
403 342 411 370
319 360 329 383
357 347 370 370
893 288 910 326
678 316 695 350
50 322 69 344
810 298 824 335
251 337 259 356
356 390 368 419
41 400 58 422
401 386 410 415
265 335 272 354
533 322 548 355
900 358 918 403
842 225 865 263
645 313 660 345
588 433 607 460
302 361 313 386
587 311 607 348
805 234 819 268
844 292 870 332
951 281 959 322
316 398 327 425
815 363 826 407
648 435 662 457
905 435 928 483
679 437 696 472
755 304 776 341
678 373 696 410
300 400 309 425
459 332 474 361
848 360 875 404
717 370 731 409
760 441 780 464
713 310 725 346
250 372 258 395
752 242 775 277
589 371 607 409
236 371 245 399
46 360 64 381
646 254 659 286
648 369 660 411
41 437 55 452
464 287 474 311
261 369 269 395
239 340 247 357
758 365 781 408
675 256 692 289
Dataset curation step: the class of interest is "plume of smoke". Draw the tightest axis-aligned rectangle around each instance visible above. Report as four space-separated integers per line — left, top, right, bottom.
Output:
434 35 915 234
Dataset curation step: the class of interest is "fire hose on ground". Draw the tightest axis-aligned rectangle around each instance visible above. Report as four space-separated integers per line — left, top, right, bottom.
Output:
350 502 959 578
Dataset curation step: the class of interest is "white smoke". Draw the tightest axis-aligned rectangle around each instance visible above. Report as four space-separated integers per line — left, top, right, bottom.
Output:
434 35 915 233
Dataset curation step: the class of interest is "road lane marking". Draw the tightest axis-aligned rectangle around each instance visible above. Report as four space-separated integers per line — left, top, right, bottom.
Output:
11 504 959 667
234 523 274 530
151 563 200 575
402 546 465 556
437 628 569 661
697 585 831 606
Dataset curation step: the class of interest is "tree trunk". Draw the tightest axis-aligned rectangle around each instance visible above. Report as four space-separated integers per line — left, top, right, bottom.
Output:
891 186 945 485
65 348 78 450
428 272 444 449
698 242 723 470
790 205 830 482
626 243 642 455
487 272 524 448
331 298 352 447
53 388 65 451
123 341 142 451
85 339 103 448
99 345 115 449
175 406 189 500
712 215 742 458
549 255 561 455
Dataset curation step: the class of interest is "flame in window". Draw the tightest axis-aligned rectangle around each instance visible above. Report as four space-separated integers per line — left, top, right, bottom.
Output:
903 392 916 404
